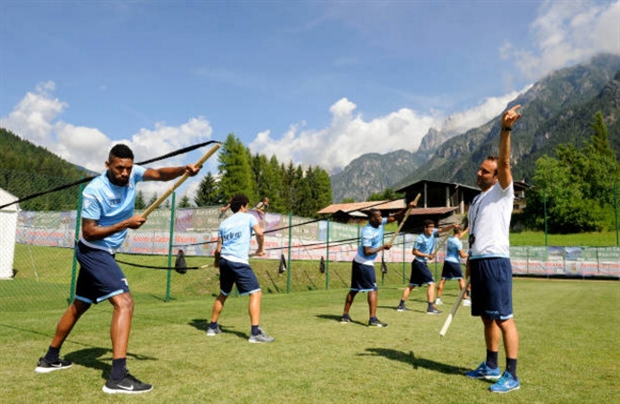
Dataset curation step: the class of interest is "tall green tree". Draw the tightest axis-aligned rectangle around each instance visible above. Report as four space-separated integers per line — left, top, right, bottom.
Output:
265 155 284 213
525 112 620 232
194 172 220 207
178 195 192 208
306 165 332 216
218 134 255 201
280 161 298 213
135 190 146 210
295 165 314 217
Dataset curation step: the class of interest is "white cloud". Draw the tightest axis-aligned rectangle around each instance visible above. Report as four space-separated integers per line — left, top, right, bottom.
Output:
0 81 67 146
440 87 530 135
250 97 438 173
249 88 526 174
503 0 620 81
1 82 215 201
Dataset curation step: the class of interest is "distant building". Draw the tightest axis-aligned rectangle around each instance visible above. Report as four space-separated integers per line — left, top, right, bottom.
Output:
318 179 530 233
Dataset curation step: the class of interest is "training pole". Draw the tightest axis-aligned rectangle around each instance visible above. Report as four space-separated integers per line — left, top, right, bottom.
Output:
388 193 421 245
142 143 220 218
439 277 471 337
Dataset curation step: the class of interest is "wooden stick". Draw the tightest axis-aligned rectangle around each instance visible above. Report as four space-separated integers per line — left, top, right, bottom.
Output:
439 277 471 337
388 193 421 245
142 143 221 218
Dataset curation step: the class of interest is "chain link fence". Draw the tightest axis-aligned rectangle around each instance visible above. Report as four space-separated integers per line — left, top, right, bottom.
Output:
1 170 619 313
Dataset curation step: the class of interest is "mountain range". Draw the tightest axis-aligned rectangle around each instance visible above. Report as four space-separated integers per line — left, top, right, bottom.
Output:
330 53 620 203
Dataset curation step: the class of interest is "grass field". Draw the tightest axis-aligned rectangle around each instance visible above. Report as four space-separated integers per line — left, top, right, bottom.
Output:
1 276 618 403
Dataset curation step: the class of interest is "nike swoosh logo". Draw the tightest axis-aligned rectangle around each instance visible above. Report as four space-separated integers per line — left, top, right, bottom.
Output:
117 385 134 391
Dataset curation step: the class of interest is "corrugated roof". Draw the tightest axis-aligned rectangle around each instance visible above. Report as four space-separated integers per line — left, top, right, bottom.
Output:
407 207 458 215
317 199 406 215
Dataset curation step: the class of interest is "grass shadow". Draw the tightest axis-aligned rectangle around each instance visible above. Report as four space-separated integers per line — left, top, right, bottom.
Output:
315 314 367 326
64 347 157 379
188 319 249 340
360 348 469 375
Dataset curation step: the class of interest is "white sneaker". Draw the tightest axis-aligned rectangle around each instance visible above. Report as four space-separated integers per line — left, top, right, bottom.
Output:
462 299 471 306
435 298 443 305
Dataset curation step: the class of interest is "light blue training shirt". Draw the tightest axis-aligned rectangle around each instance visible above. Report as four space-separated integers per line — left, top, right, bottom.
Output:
80 165 147 253
445 236 463 263
413 229 439 262
219 212 259 265
354 217 388 264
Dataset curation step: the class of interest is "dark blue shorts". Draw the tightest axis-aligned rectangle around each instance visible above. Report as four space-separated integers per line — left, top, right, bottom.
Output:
470 257 514 320
408 260 435 286
75 241 129 304
441 261 464 280
219 258 261 296
350 260 378 292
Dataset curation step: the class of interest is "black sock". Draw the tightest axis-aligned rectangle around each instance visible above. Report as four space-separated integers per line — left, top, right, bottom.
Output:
427 302 434 309
111 358 127 381
399 300 405 306
44 346 60 362
251 325 260 336
486 350 499 369
209 321 218 330
506 358 518 379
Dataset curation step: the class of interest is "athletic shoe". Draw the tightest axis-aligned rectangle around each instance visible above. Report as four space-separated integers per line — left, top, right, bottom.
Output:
465 362 501 380
339 314 352 323
368 318 388 327
426 306 443 315
102 370 153 394
248 327 275 343
435 298 444 305
489 371 520 393
396 305 410 312
462 299 471 307
206 324 222 336
35 357 73 373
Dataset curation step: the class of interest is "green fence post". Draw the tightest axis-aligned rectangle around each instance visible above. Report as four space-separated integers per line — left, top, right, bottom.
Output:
69 181 84 304
615 182 618 247
544 186 548 246
287 211 292 293
325 219 330 290
165 192 176 302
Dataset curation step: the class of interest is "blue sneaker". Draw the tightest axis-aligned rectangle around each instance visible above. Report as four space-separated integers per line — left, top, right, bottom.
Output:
465 362 501 380
489 371 520 393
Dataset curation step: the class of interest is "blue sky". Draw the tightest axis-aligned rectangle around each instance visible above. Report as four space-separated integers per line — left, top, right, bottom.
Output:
1 0 618 199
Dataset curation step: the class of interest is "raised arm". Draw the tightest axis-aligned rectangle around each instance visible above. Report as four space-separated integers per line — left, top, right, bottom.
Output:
143 164 201 181
498 105 522 189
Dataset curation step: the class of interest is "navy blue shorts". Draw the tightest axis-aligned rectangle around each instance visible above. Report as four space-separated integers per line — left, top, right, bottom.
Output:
349 260 378 292
470 258 514 320
408 260 435 286
219 258 261 296
75 241 129 304
441 261 464 280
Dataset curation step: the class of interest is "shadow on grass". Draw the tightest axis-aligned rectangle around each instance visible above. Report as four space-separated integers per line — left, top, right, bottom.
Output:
64 347 157 379
188 319 249 340
315 314 367 326
360 348 469 375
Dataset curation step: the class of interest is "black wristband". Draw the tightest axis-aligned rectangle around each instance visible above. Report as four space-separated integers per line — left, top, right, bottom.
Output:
501 126 512 132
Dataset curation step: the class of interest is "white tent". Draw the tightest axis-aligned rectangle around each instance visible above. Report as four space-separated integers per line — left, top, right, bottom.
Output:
0 187 19 279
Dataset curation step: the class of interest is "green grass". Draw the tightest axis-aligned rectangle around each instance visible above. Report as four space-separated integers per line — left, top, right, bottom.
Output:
510 231 619 247
1 278 619 403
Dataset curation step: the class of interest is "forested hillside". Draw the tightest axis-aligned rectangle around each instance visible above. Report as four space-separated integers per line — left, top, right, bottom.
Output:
0 128 88 211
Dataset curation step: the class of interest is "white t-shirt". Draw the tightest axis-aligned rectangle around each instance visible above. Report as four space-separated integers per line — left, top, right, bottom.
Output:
468 181 514 259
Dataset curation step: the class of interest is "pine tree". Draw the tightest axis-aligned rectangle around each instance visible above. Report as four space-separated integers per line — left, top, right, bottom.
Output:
135 190 146 210
218 134 255 201
194 172 219 207
178 195 192 208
